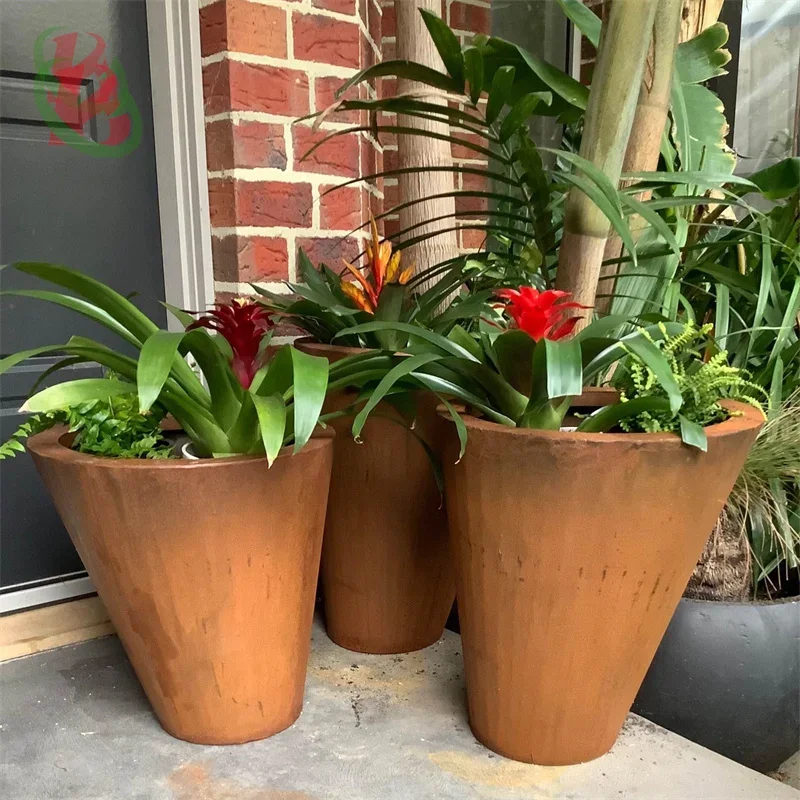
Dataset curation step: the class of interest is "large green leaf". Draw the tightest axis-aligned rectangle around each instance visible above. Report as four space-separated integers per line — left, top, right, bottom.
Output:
183 329 242 430
499 93 548 143
252 392 287 465
352 353 441 439
335 321 480 361
555 0 600 46
463 46 484 105
289 347 328 453
544 337 583 399
749 158 800 201
137 331 186 413
675 23 731 84
225 391 260 453
334 60 461 99
21 378 136 413
485 65 515 125
679 414 708 451
420 9 464 88
0 289 140 348
493 329 536 395
8 262 157 343
577 396 673 432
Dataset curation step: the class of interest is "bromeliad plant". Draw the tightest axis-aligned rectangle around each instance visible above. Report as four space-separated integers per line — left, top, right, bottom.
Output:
0 263 376 461
257 220 490 351
330 287 749 456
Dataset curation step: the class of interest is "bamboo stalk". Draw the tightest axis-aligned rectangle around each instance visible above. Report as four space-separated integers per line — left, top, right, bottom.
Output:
556 0 659 314
596 0 684 315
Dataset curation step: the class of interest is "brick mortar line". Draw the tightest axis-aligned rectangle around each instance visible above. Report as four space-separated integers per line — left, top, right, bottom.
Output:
204 110 351 129
212 225 370 239
208 167 373 188
202 50 360 81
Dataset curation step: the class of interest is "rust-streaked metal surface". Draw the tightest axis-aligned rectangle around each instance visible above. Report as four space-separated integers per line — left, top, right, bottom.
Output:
297 341 455 655
26 428 334 745
442 401 764 766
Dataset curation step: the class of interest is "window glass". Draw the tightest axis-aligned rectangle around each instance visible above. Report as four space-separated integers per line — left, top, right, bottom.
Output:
735 0 800 171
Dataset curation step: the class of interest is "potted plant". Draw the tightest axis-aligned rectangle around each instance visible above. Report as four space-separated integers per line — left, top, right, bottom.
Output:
342 287 763 766
301 0 773 764
631 176 800 772
0 262 371 744
257 224 485 655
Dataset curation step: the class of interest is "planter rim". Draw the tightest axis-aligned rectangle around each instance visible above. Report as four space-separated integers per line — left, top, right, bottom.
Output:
438 400 763 446
26 426 334 470
680 594 800 608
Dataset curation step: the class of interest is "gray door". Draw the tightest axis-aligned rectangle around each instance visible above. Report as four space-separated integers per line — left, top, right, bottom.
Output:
0 0 167 606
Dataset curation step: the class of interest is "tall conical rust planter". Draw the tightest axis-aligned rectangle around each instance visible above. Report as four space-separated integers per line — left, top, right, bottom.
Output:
296 341 454 654
441 401 763 766
27 428 333 745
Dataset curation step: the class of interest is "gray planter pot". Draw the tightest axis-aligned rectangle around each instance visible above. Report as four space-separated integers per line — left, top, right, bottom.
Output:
633 595 800 773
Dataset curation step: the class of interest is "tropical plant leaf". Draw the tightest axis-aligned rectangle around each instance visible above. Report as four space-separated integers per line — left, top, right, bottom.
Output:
749 158 800 201
335 321 480 361
137 331 186 413
486 65 515 124
21 378 136 413
289 348 328 453
463 45 484 105
545 337 583 399
351 352 442 439
679 414 708 451
577 396 674 432
420 9 465 88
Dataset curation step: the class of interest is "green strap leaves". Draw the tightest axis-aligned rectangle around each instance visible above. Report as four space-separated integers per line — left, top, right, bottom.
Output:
21 378 136 413
137 331 186 413
253 393 287 466
289 348 329 453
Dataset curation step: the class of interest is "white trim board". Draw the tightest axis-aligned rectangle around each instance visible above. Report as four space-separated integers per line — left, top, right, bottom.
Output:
147 0 215 327
0 577 96 615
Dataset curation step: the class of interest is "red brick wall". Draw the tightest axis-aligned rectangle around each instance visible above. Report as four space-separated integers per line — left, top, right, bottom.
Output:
199 0 492 299
199 0 383 298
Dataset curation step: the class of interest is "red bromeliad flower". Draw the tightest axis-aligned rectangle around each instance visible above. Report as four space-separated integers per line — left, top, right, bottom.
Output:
187 298 274 388
340 217 414 314
496 287 590 341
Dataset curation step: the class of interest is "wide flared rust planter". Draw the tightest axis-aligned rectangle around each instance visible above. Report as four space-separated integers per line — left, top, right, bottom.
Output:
296 341 455 654
27 427 333 745
440 401 763 766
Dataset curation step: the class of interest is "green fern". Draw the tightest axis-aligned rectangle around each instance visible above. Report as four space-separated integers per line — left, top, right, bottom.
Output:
0 395 174 460
614 322 766 434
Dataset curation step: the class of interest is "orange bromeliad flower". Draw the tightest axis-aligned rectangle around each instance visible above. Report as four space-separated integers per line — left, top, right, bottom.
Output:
340 218 414 314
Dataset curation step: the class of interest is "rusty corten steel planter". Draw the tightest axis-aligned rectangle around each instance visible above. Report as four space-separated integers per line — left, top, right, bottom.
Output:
27 427 333 745
440 401 763 766
296 341 455 655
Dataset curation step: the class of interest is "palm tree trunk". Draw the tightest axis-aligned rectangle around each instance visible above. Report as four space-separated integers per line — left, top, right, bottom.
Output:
555 0 659 315
393 0 459 284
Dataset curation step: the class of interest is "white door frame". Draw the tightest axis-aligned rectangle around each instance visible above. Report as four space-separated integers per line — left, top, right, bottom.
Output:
147 0 215 328
0 0 212 615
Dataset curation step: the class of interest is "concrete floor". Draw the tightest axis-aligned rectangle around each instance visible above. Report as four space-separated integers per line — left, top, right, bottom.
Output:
1 617 797 800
